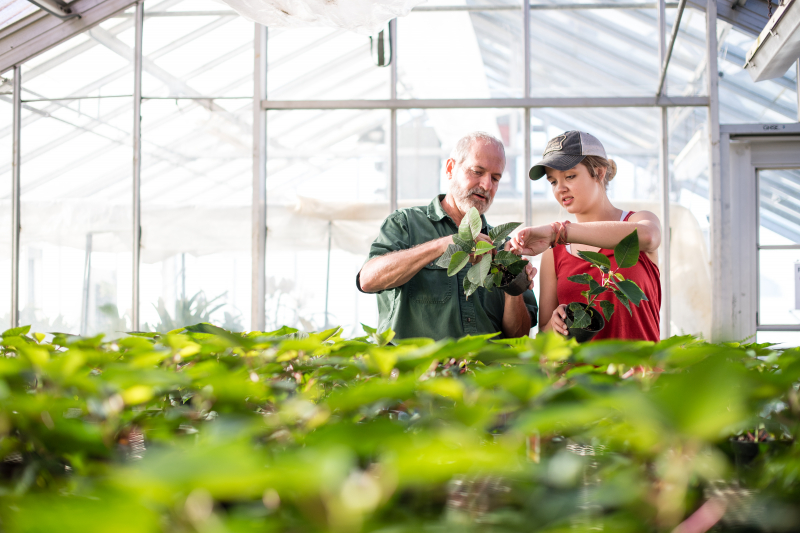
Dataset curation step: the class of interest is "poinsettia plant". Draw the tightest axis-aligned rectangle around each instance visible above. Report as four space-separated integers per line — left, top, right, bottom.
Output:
435 207 528 299
566 229 649 329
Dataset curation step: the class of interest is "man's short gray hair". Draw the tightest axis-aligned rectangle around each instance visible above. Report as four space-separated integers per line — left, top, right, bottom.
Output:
450 132 506 168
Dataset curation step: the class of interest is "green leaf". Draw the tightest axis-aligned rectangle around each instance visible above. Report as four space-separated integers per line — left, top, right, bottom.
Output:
494 250 520 266
3 325 30 337
614 229 640 269
599 300 615 321
589 279 607 295
453 235 474 252
506 259 528 276
577 251 611 269
613 289 632 315
474 241 494 256
467 254 491 285
447 251 470 276
361 323 377 334
435 243 463 268
615 279 648 306
489 222 521 244
493 270 503 287
567 303 591 329
614 272 625 281
463 278 479 300
467 207 483 240
567 273 593 286
484 271 496 291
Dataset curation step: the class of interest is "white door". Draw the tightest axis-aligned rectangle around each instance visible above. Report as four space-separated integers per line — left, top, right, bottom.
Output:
718 126 800 345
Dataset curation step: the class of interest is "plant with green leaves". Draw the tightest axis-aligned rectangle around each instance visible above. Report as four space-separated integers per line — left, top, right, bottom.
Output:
565 228 649 332
435 207 529 299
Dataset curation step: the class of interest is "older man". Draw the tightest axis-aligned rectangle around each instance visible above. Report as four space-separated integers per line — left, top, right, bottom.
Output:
357 132 538 340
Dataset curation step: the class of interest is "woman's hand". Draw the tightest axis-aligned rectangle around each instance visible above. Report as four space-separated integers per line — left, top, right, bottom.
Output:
508 225 554 256
550 304 569 336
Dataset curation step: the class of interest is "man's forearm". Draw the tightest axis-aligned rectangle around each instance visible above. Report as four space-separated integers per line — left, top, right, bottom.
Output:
359 236 451 293
501 293 532 338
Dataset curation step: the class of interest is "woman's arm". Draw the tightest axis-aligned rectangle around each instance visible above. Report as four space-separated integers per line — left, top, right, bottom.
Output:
537 249 560 333
510 210 662 256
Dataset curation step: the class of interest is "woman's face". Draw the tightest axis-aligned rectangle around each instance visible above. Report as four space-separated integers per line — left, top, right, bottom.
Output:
545 163 605 214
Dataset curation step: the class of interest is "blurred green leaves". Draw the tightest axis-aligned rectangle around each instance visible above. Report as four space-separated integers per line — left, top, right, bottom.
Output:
0 326 798 533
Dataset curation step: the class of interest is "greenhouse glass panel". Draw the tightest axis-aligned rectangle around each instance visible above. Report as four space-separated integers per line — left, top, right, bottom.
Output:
759 169 800 246
670 107 711 338
529 107 660 204
0 81 11 330
529 5 659 97
18 94 133 337
22 13 136 100
664 7 708 97
758 249 800 327
142 1 253 98
718 25 798 124
397 108 525 210
139 97 252 332
398 6 523 99
267 27 389 101
266 109 389 335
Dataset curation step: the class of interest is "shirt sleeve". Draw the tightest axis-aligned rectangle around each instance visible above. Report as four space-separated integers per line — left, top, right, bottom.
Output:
356 211 410 294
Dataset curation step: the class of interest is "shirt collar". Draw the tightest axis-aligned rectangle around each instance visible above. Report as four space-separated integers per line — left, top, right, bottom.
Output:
427 194 489 231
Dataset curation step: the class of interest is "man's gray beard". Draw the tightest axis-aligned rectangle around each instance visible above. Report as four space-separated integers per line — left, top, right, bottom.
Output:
452 183 493 215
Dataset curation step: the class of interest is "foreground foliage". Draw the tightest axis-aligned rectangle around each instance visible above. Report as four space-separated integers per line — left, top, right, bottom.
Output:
0 324 798 532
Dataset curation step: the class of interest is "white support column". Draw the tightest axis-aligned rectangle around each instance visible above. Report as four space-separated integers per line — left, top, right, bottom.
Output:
707 0 724 341
659 107 670 339
523 0 531 227
658 0 671 338
796 60 799 122
10 66 21 328
132 0 143 330
389 18 398 213
252 23 267 332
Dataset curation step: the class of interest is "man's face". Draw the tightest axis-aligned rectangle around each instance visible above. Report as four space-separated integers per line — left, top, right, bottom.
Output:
446 141 505 215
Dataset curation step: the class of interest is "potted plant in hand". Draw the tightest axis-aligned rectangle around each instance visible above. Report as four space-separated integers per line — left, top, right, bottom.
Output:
435 207 530 299
564 229 648 343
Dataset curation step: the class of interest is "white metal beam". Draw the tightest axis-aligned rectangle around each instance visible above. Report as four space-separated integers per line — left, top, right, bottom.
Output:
132 0 142 331
708 0 725 341
252 23 267 332
658 0 671 339
10 67 20 328
0 0 138 75
263 96 709 110
523 0 531 228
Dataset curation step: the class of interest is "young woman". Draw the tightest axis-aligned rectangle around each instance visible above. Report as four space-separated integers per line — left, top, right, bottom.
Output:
508 131 662 342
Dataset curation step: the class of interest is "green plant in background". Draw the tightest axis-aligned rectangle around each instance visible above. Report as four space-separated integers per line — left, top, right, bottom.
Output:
436 207 529 298
565 229 649 329
144 290 234 332
0 324 798 532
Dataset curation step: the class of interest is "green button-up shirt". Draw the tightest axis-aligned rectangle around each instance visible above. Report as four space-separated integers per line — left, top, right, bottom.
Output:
357 195 538 341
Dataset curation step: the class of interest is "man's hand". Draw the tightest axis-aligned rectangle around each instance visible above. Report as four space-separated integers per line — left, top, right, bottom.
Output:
524 263 537 290
508 225 554 257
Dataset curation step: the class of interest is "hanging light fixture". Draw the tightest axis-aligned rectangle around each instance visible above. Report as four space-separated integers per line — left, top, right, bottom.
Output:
213 0 423 36
744 0 800 82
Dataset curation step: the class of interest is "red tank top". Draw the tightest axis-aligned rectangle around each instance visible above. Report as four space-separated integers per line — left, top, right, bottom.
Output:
552 212 661 342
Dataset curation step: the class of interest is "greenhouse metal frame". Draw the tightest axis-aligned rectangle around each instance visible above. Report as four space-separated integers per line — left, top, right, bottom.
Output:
0 0 798 341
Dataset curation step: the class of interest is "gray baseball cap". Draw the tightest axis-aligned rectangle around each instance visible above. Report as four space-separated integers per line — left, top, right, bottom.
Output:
529 130 607 180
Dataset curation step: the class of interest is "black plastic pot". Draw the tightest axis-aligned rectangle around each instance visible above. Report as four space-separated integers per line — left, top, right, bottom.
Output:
500 269 529 296
565 303 605 343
